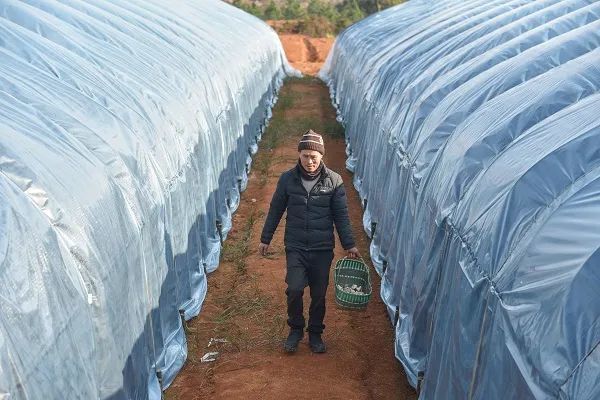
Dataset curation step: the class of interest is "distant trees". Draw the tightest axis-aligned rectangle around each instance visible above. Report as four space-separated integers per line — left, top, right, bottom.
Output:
283 0 306 19
336 0 365 31
264 1 283 19
231 0 264 18
307 0 338 20
231 0 405 36
298 16 336 37
356 0 405 14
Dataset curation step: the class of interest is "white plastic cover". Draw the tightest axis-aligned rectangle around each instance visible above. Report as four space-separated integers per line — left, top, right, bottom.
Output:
321 0 600 398
0 0 293 398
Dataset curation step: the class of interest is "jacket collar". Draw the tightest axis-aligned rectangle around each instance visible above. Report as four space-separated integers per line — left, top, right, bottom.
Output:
294 162 329 181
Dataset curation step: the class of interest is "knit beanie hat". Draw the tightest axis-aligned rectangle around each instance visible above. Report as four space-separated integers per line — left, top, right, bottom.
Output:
297 129 325 155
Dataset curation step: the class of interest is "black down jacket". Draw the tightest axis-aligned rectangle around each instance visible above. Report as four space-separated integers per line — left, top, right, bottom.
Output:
260 163 355 251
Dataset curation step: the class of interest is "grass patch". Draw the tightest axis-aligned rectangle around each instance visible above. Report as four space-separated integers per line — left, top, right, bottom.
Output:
289 75 322 84
210 276 285 351
221 208 260 273
215 291 268 324
212 205 285 351
323 119 345 138
276 90 296 110
266 115 321 147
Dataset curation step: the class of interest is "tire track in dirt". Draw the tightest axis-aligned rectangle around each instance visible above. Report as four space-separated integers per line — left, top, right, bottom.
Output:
303 37 320 62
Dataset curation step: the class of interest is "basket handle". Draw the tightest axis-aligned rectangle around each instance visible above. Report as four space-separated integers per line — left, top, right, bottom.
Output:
336 256 369 270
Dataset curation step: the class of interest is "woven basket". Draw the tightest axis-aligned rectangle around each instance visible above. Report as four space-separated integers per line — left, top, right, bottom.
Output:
333 257 372 310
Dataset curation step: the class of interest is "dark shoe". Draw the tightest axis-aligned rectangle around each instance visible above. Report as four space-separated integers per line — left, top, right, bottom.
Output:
284 328 304 353
309 332 327 353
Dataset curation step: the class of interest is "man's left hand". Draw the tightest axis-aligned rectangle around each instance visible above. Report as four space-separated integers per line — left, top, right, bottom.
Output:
347 247 361 259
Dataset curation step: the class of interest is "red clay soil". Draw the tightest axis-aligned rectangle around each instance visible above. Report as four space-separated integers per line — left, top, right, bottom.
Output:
165 78 417 400
278 34 334 76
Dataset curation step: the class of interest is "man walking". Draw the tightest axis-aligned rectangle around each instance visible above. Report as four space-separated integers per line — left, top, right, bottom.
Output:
258 129 360 354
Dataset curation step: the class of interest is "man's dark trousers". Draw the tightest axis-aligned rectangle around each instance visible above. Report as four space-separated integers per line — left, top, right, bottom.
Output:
285 249 335 334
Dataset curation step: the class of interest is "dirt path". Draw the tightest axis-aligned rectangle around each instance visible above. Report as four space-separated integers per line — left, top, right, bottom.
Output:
165 78 417 400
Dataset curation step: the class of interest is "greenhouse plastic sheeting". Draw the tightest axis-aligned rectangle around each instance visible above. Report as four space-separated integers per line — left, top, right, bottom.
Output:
0 0 294 398
320 0 600 398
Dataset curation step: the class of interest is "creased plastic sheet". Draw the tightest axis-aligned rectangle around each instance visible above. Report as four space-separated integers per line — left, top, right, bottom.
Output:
0 0 295 399
320 0 600 398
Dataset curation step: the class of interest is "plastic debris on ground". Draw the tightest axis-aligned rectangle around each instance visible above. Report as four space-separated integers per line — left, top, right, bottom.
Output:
208 338 229 347
200 352 220 363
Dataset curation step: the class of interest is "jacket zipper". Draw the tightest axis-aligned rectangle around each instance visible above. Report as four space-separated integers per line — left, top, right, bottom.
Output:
304 177 323 251
305 181 311 250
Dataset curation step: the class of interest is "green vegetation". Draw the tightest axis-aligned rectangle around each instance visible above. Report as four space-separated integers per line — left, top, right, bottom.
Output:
283 0 306 19
231 0 405 36
221 209 260 273
263 0 283 18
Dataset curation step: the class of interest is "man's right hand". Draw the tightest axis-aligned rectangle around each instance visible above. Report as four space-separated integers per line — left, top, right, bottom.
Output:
347 247 361 259
259 243 269 257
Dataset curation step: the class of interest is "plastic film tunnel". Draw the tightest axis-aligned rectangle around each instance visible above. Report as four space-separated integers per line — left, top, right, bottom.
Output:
320 0 600 398
0 0 294 398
